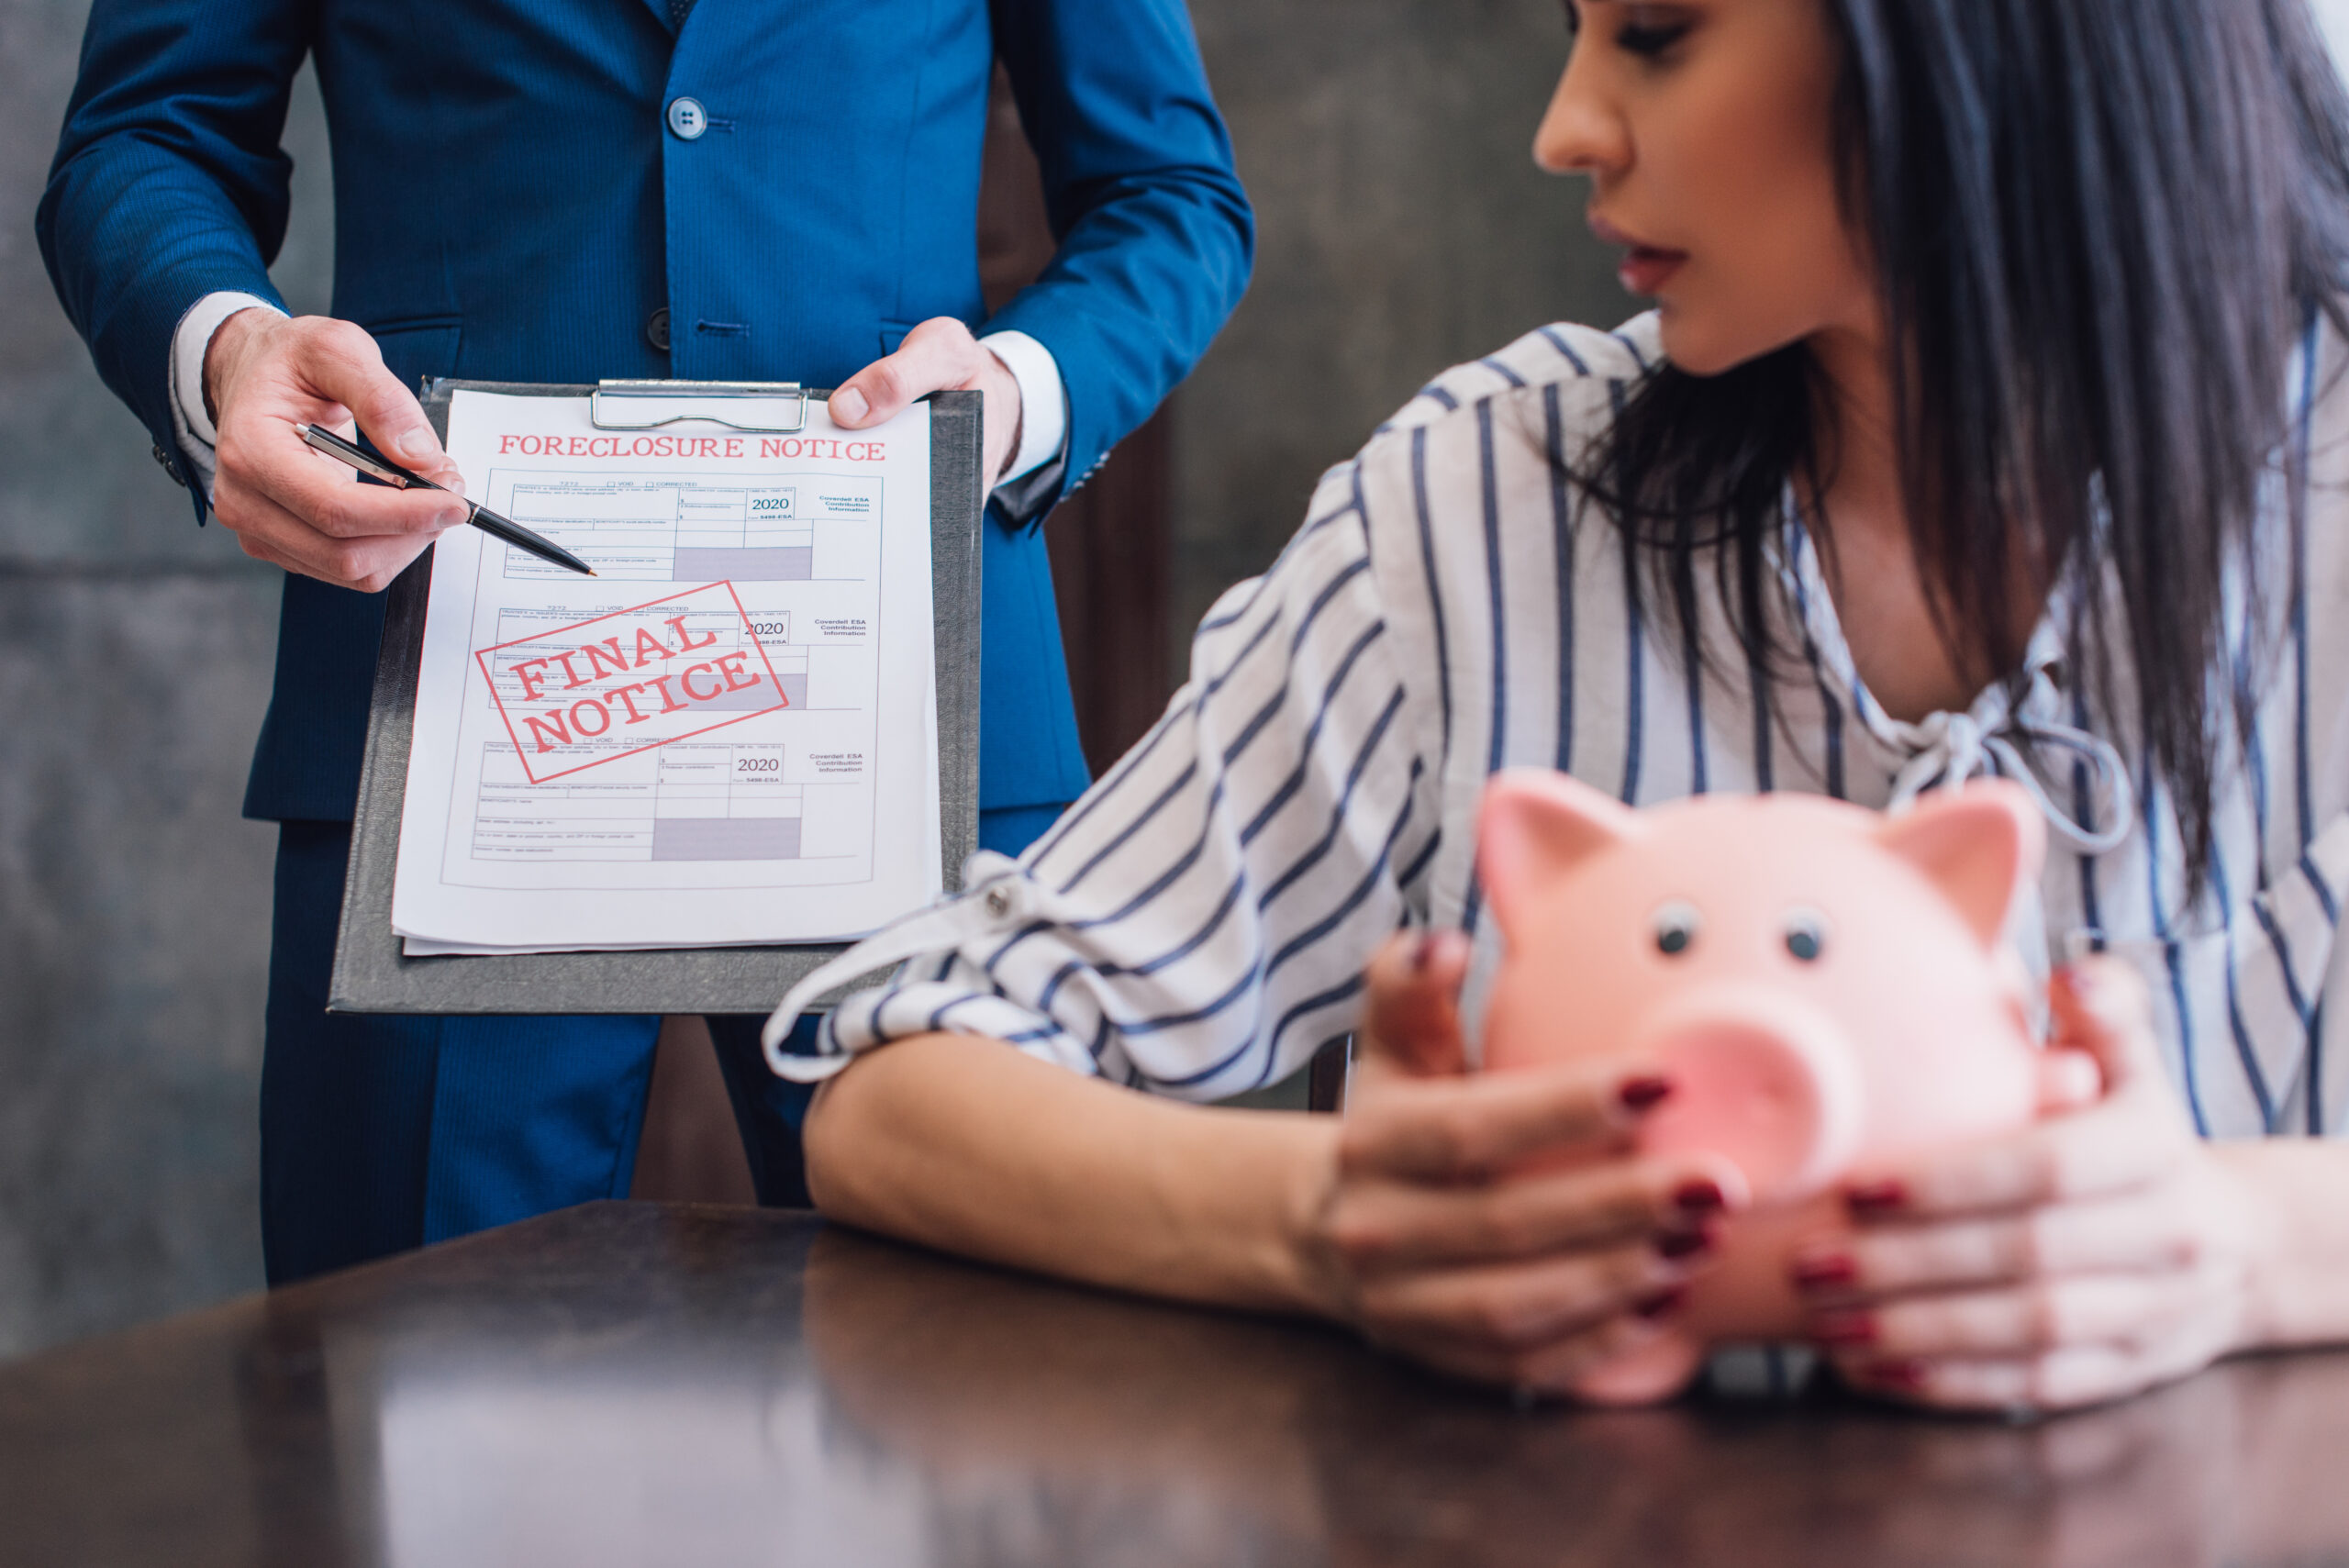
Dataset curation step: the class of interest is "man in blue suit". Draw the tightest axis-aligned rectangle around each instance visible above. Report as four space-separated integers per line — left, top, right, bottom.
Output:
39 0 1252 1283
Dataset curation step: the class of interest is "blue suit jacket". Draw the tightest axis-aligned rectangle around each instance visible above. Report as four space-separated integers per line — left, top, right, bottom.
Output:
39 0 1251 823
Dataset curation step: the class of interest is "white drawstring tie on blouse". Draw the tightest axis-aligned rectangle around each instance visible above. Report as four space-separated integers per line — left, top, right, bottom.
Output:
1881 667 2135 856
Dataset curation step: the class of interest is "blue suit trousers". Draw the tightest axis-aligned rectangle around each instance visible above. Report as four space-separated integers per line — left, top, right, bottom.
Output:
261 806 1065 1284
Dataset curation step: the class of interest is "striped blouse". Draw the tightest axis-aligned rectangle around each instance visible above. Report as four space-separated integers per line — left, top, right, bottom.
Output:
770 311 2349 1140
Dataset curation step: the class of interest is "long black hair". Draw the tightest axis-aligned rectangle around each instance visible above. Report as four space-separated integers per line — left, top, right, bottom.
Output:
1586 0 2349 894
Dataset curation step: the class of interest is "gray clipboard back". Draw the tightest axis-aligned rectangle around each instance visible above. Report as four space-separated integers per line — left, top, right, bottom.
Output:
326 383 984 1015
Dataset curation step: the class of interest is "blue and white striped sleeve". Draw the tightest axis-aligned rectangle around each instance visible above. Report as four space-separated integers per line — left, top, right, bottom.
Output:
773 462 1439 1101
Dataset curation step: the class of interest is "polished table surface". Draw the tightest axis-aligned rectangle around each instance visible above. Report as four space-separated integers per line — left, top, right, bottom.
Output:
6 1201 2348 1568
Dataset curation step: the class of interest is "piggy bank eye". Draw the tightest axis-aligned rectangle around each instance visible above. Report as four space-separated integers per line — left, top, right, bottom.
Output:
1651 901 1700 957
1782 907 1829 963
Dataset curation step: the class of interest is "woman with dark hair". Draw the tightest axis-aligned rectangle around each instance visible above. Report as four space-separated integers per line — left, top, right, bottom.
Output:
764 0 2349 1409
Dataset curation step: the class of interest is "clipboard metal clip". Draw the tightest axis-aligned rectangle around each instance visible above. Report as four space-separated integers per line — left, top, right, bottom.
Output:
590 379 811 435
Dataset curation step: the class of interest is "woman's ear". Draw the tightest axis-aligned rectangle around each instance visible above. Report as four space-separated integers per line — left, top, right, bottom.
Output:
1873 782 2046 950
1476 769 1642 935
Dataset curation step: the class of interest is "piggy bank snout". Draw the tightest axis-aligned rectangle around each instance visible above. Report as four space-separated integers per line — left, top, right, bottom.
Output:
1631 990 1867 1203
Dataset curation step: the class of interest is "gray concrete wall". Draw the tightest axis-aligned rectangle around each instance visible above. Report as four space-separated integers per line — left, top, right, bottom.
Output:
0 0 1622 1355
1 0 331 1355
1175 0 1626 647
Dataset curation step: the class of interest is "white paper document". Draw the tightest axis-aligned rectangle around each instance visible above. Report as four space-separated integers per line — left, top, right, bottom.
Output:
390 390 941 954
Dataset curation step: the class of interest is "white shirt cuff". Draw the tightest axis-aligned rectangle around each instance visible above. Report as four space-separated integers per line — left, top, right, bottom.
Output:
977 328 1068 489
169 291 284 495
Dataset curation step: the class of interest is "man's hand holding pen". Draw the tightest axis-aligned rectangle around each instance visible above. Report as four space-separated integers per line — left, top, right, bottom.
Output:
205 308 469 594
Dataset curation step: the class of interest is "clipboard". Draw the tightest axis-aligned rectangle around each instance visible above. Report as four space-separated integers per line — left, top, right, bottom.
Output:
326 382 984 1016
588 379 812 434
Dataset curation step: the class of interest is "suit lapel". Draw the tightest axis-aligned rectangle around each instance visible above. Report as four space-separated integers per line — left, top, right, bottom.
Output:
637 0 680 40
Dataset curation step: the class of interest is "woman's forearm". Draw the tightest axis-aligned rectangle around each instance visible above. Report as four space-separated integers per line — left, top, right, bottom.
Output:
2221 1141 2349 1351
803 1033 1344 1317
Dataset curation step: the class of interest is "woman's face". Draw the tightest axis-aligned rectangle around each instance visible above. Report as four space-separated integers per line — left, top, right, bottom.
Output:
1538 0 1876 375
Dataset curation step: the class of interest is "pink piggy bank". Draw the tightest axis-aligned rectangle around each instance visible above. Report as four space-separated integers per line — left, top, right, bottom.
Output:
1475 770 2049 1404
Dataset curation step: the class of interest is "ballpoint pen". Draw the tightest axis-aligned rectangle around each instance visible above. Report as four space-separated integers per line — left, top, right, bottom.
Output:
292 421 596 577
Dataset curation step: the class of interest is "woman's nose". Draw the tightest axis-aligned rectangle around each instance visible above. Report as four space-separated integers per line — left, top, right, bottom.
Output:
1533 57 1629 176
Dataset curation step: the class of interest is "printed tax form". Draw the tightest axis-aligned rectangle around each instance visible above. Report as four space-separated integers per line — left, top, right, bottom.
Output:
390 390 941 954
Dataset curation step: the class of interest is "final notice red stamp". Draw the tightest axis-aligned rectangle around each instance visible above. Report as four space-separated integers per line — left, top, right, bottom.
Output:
476 583 789 784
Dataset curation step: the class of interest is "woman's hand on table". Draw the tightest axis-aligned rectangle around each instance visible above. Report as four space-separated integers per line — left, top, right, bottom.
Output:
1299 929 1748 1395
1793 956 2269 1412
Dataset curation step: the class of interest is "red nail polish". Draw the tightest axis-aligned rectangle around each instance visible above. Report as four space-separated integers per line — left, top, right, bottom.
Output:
1810 1308 1876 1347
1655 1226 1713 1261
1673 1178 1726 1215
1634 1286 1688 1320
1620 1075 1674 1113
1791 1253 1856 1291
1409 931 1438 973
1867 1359 1930 1393
1845 1180 1907 1217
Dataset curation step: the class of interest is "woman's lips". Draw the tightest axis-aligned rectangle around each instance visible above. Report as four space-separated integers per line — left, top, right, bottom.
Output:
1618 246 1687 295
1588 214 1688 296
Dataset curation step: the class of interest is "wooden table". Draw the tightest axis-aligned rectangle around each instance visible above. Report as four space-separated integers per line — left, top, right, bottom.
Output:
5 1202 2344 1567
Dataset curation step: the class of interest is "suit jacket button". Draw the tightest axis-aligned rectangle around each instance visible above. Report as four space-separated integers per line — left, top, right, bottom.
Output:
150 442 185 487
666 96 708 139
647 308 672 352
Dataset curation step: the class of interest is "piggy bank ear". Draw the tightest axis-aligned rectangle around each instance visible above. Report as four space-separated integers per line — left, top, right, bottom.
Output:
1477 769 1642 935
1874 781 2047 950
